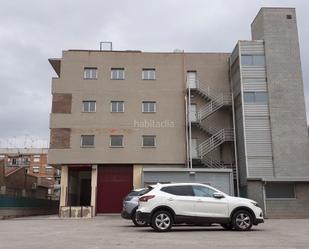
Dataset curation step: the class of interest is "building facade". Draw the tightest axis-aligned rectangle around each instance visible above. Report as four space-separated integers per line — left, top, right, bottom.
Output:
0 148 61 199
49 8 309 217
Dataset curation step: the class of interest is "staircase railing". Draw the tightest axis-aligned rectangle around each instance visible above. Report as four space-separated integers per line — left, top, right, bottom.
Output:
201 156 224 168
198 128 234 158
197 94 232 121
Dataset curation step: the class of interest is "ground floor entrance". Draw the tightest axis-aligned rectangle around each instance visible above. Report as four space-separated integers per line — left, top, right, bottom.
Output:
96 165 133 213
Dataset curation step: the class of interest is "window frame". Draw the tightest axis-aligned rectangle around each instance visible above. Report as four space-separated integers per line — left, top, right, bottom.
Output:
32 166 40 173
160 185 194 196
82 101 96 113
243 92 268 104
265 182 296 200
142 68 156 80
110 101 124 113
33 155 40 163
142 135 156 147
83 67 98 80
192 185 216 198
110 135 124 148
142 101 156 113
241 55 265 66
111 68 125 80
80 135 95 148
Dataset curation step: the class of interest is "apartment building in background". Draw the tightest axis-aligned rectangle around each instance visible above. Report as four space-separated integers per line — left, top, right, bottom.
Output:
48 7 309 218
0 148 61 199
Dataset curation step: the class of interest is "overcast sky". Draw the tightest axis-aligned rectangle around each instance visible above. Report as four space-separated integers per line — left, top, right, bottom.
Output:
0 0 308 148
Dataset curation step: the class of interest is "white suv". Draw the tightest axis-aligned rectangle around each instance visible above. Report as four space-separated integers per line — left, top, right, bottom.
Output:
136 183 264 232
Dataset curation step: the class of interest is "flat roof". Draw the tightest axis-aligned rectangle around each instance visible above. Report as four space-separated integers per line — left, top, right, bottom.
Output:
143 168 232 173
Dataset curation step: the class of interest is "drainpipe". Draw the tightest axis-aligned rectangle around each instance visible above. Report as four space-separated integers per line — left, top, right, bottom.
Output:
262 180 267 218
185 95 190 168
188 85 192 169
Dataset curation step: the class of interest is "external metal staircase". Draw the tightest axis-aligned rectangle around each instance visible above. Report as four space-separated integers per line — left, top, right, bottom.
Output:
188 80 235 172
197 128 234 157
197 94 232 121
191 122 219 136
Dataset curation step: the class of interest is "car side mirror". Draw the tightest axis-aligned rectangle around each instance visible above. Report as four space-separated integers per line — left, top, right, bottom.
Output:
213 192 224 199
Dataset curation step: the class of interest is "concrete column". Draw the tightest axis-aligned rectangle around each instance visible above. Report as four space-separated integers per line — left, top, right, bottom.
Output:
60 166 68 207
0 186 6 195
91 165 98 216
133 165 143 189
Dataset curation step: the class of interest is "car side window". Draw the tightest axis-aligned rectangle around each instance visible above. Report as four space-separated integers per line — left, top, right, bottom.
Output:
193 185 216 197
161 186 194 196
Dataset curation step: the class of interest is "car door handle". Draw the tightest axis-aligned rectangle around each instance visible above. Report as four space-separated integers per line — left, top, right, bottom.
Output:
197 199 203 202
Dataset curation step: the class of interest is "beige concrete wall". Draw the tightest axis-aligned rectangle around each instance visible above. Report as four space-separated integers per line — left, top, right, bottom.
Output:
133 165 143 189
49 51 187 165
49 51 233 166
59 166 68 207
90 165 97 215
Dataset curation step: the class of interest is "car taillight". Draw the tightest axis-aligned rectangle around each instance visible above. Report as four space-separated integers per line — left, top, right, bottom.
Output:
139 195 155 202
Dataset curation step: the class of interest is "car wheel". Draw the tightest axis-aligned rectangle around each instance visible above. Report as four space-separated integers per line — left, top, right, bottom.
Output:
132 212 147 227
151 210 173 232
232 210 253 231
221 223 234 230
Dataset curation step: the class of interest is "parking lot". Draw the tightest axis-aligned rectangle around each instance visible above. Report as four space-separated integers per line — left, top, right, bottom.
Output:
0 215 308 249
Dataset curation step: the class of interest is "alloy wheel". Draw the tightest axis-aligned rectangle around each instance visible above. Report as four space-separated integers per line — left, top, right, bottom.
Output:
233 211 252 231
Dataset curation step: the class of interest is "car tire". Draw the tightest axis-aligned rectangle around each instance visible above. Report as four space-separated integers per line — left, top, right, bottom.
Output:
221 223 234 230
151 210 173 232
232 210 253 231
132 212 147 227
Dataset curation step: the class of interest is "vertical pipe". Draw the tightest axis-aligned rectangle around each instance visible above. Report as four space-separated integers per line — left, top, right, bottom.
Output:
188 85 193 169
185 95 189 168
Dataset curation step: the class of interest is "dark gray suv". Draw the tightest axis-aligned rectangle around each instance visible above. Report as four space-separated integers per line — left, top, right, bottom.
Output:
121 188 150 226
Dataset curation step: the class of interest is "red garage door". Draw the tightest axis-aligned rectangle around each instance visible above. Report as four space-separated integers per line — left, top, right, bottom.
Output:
97 165 133 213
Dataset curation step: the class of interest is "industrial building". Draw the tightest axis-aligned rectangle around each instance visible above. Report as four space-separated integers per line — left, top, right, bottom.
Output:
48 8 309 217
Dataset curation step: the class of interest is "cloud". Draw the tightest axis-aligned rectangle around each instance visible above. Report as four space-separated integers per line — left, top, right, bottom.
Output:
0 0 308 148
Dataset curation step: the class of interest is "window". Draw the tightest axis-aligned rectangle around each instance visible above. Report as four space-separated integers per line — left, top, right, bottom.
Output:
33 155 40 162
255 92 268 103
265 182 295 199
33 166 40 173
111 68 125 80
81 135 95 148
82 101 96 112
84 67 97 79
111 101 124 113
45 165 53 172
142 101 156 113
193 185 216 197
11 158 17 165
161 185 194 196
142 69 156 80
241 55 265 66
128 188 152 197
286 14 292 19
110 135 123 147
21 157 29 164
244 92 255 103
143 135 156 147
244 92 268 104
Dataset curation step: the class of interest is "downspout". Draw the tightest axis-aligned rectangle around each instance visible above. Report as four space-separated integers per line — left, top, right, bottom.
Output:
183 52 190 169
262 180 267 218
188 85 192 169
229 56 240 196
